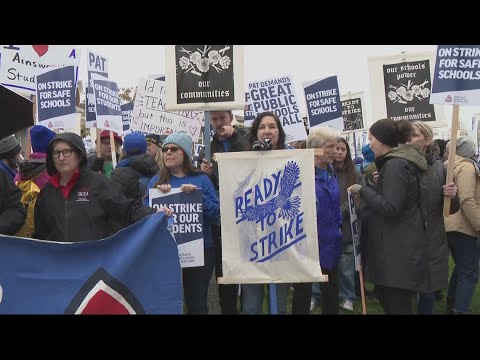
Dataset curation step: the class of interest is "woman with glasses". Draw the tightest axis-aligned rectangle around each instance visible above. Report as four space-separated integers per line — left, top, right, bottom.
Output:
34 132 170 243
144 133 220 314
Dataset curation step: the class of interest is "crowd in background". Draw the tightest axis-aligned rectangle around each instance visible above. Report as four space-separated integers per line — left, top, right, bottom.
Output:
0 112 479 314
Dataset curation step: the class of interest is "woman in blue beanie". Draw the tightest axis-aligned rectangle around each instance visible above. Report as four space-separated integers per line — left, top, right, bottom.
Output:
145 132 220 314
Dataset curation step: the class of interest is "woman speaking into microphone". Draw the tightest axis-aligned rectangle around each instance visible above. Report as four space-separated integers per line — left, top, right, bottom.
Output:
242 111 291 314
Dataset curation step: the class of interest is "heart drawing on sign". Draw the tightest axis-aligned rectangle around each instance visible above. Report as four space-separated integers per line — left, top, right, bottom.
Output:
32 45 49 57
189 126 197 136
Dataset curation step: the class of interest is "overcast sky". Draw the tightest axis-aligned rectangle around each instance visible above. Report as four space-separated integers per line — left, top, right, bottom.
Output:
77 45 480 136
79 45 436 111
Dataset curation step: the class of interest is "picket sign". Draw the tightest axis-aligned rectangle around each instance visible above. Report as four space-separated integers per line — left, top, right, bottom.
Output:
443 104 460 217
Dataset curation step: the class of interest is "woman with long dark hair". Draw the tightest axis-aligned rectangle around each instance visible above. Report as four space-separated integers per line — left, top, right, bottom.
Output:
242 111 291 314
333 137 365 312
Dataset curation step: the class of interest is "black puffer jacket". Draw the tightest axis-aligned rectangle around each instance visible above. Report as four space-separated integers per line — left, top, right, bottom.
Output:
359 144 429 293
111 154 159 201
0 168 26 235
34 132 155 242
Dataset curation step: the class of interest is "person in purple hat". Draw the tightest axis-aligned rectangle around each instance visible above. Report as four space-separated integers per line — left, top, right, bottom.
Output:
15 125 56 189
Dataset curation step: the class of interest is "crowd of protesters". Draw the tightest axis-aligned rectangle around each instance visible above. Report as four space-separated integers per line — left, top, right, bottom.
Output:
1 111 479 315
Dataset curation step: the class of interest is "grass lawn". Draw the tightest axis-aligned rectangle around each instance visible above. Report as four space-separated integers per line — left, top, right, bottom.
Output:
280 256 480 315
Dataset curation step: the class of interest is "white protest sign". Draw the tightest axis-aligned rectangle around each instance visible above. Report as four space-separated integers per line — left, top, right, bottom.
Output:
0 45 80 94
215 149 326 284
131 78 202 142
247 75 307 143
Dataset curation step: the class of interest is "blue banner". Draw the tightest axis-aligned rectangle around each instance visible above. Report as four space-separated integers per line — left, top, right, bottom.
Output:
0 213 183 314
121 102 134 134
304 76 342 128
36 66 76 121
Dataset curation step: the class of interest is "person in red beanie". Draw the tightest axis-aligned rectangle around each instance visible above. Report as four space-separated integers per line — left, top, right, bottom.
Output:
88 130 123 178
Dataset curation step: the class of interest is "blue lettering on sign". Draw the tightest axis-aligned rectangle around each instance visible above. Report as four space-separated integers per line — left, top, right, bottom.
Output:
236 161 305 263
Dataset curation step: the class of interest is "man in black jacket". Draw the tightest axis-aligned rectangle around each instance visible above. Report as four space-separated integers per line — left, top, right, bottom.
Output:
200 110 249 314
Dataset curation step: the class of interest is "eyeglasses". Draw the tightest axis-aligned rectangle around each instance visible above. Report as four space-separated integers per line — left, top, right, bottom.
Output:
162 146 180 153
52 149 75 159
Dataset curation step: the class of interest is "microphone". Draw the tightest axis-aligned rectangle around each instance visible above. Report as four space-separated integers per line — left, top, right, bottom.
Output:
252 138 272 151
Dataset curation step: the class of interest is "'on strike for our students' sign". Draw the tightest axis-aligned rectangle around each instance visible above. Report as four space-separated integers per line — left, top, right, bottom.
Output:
92 75 123 134
215 150 327 284
149 188 204 268
36 65 76 129
430 45 480 106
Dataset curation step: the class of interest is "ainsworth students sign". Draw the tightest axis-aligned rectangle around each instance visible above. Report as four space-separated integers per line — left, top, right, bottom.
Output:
0 45 79 93
165 45 245 111
149 188 204 268
215 149 327 284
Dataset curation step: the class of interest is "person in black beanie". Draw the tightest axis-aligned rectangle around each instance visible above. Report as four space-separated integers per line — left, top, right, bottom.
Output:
0 135 26 235
348 118 430 314
0 135 22 178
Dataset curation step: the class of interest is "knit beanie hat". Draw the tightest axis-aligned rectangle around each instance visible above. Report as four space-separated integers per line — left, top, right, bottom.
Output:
454 136 477 159
123 132 147 155
369 118 398 148
145 134 162 147
163 133 193 161
0 135 21 159
361 143 375 162
30 125 56 153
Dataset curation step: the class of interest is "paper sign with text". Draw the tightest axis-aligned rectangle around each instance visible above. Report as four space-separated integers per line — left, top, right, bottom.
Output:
431 45 480 106
215 149 326 284
35 65 76 129
247 75 307 142
149 188 204 268
92 74 122 134
131 78 203 142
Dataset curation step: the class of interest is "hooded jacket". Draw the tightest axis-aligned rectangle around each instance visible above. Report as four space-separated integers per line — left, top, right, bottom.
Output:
34 132 155 242
359 143 430 292
111 153 159 201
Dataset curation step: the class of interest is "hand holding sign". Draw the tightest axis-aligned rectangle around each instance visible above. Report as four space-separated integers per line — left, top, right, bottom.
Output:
156 206 173 217
156 184 172 193
181 184 197 194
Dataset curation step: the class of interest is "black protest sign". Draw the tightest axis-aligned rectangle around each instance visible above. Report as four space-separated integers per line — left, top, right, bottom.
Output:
175 45 234 104
383 60 436 122
341 97 363 130
0 85 34 139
